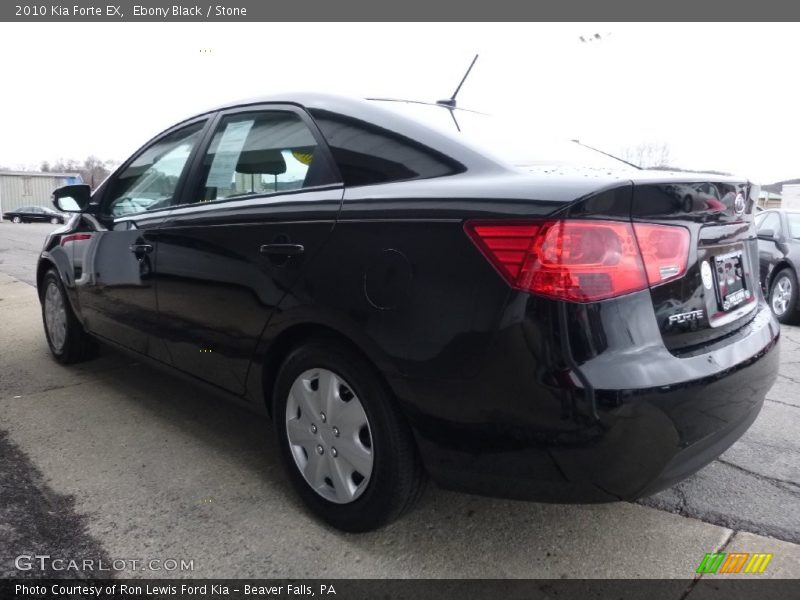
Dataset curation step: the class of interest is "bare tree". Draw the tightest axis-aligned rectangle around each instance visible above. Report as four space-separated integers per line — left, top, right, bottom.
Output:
621 142 672 169
81 155 115 188
50 158 81 174
49 156 118 188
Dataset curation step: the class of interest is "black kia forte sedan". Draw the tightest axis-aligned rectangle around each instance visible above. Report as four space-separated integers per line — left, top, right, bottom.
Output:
38 94 780 531
4 205 66 224
755 209 800 323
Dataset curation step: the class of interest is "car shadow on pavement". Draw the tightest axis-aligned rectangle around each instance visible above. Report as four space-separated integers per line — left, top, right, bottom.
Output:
0 430 112 579
11 344 736 579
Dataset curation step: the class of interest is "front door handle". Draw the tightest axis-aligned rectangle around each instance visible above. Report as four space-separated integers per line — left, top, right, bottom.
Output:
130 243 153 255
259 243 305 256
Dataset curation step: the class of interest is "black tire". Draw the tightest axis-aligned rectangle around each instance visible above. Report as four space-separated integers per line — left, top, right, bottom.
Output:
41 269 97 364
769 268 799 325
273 338 425 532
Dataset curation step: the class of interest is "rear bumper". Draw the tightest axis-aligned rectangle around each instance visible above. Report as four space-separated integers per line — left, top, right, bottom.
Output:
399 295 780 502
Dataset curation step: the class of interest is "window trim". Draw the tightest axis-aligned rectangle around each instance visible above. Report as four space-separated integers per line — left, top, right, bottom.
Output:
93 115 212 220
174 103 343 211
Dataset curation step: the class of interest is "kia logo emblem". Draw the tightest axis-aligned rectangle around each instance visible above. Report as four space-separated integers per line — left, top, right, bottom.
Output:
734 193 746 215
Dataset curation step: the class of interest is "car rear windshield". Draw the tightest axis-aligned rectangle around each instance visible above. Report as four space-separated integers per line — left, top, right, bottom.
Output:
370 100 635 172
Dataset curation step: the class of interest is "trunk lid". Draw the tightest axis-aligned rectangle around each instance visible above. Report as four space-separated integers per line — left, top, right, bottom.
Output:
630 175 759 354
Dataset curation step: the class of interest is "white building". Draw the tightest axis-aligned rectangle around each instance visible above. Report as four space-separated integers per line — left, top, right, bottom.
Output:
0 170 82 218
782 184 800 210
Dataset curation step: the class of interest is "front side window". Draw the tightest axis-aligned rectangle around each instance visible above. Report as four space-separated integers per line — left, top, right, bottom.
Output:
758 212 781 235
195 111 335 203
106 121 206 217
787 213 800 239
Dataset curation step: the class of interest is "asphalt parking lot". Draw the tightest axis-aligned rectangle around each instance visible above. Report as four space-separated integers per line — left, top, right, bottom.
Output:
1 221 798 581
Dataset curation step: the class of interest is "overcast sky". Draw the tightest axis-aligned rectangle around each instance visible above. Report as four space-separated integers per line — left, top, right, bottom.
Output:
0 22 797 184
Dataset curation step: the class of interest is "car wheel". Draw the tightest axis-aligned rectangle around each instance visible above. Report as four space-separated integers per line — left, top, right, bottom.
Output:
50 217 60 224
273 339 425 532
12 216 21 223
41 269 97 364
769 268 799 324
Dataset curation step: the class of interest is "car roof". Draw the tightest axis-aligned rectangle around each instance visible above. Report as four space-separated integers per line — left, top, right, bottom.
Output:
144 93 748 192
198 92 431 119
179 93 502 173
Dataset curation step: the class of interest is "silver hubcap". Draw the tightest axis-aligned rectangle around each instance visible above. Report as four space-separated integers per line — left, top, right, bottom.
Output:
772 275 793 316
285 368 373 504
12 216 20 223
44 281 67 352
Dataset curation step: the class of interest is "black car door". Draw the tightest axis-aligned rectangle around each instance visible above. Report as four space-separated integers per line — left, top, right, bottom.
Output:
73 118 210 356
756 211 785 292
154 105 343 394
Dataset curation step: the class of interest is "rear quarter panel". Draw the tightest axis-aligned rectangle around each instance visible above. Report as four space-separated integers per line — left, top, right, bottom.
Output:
250 174 601 411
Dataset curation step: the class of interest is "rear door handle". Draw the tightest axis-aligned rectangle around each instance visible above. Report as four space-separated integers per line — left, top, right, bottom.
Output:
259 243 305 256
130 243 153 255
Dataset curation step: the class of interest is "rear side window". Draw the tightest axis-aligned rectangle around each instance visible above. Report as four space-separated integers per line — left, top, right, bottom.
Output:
194 111 338 203
309 110 458 187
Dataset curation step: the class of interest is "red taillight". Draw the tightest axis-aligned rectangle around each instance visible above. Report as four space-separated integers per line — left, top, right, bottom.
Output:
466 223 541 280
466 219 689 302
60 233 92 246
632 223 690 286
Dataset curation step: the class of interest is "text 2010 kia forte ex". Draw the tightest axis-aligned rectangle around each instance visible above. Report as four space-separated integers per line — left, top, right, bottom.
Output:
38 94 780 531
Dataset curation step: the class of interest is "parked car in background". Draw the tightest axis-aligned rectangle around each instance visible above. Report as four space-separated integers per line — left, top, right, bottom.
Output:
36 93 780 532
755 209 800 323
3 205 66 224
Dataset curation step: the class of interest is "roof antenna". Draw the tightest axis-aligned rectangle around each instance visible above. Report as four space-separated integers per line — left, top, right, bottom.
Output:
437 54 479 109
570 139 642 169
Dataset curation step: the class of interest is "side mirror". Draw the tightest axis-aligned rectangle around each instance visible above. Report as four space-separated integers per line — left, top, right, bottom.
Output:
52 184 91 213
757 229 777 241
